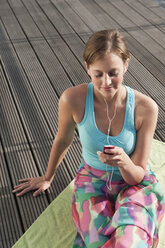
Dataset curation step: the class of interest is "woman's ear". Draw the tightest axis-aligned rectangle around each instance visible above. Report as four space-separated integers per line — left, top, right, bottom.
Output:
124 58 130 73
84 62 91 76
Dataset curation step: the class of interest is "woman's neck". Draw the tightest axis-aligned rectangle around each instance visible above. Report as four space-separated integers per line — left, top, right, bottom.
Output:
94 85 125 107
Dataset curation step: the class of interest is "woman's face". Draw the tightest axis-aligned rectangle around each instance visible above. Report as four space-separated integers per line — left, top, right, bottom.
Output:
86 53 128 100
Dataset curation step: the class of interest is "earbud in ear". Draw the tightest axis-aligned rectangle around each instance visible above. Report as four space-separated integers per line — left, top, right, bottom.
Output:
87 69 91 78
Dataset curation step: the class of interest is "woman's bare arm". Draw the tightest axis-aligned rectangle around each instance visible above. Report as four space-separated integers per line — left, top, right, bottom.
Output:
44 88 77 182
97 94 158 185
13 88 76 196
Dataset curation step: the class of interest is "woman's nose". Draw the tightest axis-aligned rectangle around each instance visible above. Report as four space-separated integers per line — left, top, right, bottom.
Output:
103 74 111 85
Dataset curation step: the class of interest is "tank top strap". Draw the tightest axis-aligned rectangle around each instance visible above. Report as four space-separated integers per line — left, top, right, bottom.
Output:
86 82 94 114
124 86 135 131
78 82 94 126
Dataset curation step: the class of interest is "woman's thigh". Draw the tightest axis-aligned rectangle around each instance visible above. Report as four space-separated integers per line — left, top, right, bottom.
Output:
72 180 113 247
72 163 124 247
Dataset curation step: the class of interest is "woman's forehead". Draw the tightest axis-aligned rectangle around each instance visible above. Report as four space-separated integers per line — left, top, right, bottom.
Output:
90 53 123 70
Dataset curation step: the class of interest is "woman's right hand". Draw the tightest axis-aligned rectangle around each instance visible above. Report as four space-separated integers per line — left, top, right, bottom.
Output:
12 176 51 197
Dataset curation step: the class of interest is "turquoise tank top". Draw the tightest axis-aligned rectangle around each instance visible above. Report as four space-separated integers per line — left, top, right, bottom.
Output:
77 82 137 172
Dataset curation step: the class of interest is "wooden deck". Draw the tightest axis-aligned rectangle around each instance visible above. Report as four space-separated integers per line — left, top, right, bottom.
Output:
0 0 165 247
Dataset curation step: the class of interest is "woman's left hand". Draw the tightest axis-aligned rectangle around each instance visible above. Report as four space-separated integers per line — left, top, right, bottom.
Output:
97 147 129 168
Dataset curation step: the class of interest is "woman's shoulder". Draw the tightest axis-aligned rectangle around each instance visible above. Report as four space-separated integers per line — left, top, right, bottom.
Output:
60 83 88 105
60 83 88 123
132 89 158 130
133 89 158 111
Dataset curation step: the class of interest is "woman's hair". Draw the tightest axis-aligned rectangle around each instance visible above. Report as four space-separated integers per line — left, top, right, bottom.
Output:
83 29 130 68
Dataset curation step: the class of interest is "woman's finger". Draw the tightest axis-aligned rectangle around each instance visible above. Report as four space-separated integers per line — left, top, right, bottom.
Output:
33 188 43 197
97 152 113 161
12 182 30 192
97 151 121 166
16 187 32 197
13 182 29 189
104 147 122 156
18 178 32 183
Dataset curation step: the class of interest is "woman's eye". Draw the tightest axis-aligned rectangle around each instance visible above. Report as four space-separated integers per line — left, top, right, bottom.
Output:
108 72 118 77
95 74 102 78
95 72 118 78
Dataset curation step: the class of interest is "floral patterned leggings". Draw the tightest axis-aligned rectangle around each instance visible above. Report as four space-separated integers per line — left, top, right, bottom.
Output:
72 161 165 248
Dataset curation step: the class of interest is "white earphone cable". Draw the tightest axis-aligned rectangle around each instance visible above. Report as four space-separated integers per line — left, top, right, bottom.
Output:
103 89 121 191
104 98 117 145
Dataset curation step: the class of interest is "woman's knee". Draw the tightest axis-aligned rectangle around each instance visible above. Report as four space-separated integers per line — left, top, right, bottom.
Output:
102 225 150 248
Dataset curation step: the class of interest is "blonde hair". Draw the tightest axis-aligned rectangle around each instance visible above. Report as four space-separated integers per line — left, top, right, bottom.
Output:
83 29 130 68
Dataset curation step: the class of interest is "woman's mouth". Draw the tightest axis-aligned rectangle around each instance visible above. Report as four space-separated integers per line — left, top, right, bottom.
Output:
101 86 113 91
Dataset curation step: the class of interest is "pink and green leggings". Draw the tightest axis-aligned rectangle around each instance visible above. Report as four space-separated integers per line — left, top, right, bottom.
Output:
72 160 165 248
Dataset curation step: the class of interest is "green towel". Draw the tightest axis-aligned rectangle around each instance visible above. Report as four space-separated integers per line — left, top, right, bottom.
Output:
12 139 165 248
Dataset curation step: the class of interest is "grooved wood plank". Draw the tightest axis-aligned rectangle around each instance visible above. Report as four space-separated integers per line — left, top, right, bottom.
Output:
0 143 23 248
30 39 74 95
111 0 150 27
21 0 59 39
36 0 75 36
0 1 82 201
1 37 78 202
1 60 49 233
47 38 90 85
140 26 165 50
123 0 164 24
0 0 26 41
7 0 42 39
95 0 137 29
128 29 165 65
125 33 165 85
50 0 91 35
158 24 165 33
128 56 165 110
20 0 90 85
78 0 121 31
138 0 160 8
124 71 165 141
0 68 23 246
148 6 165 19
66 0 105 32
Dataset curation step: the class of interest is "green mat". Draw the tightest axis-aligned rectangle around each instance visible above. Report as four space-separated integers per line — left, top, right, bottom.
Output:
12 139 165 248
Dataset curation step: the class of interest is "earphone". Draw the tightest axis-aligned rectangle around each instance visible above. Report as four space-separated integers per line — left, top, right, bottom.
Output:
103 87 123 191
104 98 116 191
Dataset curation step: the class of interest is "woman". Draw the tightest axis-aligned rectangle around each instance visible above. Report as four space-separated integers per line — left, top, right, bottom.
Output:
13 30 165 247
